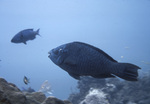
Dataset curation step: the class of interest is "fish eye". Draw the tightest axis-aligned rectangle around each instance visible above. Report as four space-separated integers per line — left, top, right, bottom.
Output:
54 48 63 55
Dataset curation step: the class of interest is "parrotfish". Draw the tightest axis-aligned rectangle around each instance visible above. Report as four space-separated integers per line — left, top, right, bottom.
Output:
11 28 40 44
48 42 141 81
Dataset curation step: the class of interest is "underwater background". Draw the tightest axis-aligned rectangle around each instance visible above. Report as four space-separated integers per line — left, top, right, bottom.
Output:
0 0 150 100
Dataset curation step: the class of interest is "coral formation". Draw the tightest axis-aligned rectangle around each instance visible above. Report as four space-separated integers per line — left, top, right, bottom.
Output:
69 74 150 104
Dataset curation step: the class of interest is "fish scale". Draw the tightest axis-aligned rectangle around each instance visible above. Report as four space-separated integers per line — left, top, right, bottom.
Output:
76 45 103 75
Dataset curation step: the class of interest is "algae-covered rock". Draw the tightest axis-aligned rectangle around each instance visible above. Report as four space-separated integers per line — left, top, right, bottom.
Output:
0 77 72 104
0 78 26 104
42 96 65 104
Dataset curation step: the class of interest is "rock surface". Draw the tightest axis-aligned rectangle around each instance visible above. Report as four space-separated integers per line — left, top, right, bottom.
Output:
0 78 72 104
69 74 150 104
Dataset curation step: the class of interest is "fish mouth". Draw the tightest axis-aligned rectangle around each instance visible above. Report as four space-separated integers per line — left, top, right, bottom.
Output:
11 39 14 42
11 38 16 43
48 51 51 58
48 50 54 58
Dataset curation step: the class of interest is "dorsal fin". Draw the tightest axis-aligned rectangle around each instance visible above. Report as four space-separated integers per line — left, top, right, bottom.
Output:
22 29 33 32
74 42 117 62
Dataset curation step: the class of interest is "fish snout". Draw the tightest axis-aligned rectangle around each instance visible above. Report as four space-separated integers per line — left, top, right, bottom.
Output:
48 50 53 58
11 39 14 42
11 37 17 43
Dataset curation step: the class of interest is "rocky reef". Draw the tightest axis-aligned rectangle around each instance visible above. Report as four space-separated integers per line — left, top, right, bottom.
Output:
69 73 150 104
1 73 150 104
0 78 72 104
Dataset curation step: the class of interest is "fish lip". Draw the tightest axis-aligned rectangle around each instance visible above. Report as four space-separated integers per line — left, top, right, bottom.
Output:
48 51 52 58
11 39 14 42
11 38 16 43
48 55 51 58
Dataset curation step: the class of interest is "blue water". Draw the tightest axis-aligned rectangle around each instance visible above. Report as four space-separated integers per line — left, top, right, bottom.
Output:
0 0 150 99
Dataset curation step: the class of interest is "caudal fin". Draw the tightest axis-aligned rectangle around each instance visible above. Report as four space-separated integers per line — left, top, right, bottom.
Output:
36 28 40 36
114 63 141 81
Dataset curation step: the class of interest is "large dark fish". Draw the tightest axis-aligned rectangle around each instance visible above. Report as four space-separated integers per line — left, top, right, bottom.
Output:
48 42 141 81
11 28 40 44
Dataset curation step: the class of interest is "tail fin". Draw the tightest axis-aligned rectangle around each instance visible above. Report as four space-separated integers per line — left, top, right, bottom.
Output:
36 28 40 36
114 63 141 81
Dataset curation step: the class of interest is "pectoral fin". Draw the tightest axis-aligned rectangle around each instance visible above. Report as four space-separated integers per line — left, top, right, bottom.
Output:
63 56 77 66
68 73 80 80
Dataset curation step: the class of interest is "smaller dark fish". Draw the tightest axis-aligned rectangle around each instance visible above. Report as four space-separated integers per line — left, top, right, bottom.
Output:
11 28 40 44
23 76 30 85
